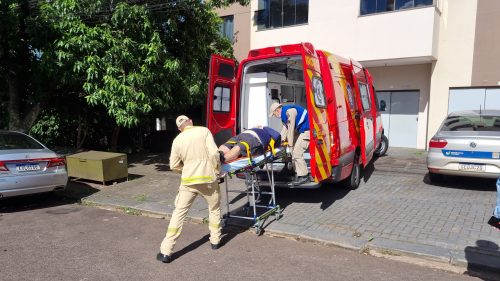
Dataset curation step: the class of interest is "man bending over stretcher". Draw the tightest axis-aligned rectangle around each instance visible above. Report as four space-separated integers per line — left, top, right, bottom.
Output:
219 126 281 162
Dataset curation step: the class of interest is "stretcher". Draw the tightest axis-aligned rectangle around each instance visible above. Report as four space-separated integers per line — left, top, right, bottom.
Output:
221 147 285 235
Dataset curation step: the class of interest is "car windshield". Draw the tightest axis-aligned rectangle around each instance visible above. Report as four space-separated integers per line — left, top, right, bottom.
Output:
0 132 44 150
441 115 500 132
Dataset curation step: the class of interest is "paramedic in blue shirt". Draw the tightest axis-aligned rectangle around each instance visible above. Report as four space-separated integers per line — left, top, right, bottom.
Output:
219 126 281 162
269 102 310 185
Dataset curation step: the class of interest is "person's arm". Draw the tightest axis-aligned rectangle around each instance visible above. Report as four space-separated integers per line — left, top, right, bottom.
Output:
205 129 221 172
280 126 288 143
286 108 297 147
169 140 183 173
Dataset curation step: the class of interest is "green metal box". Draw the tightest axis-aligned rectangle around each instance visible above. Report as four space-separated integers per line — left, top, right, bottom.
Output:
67 151 128 185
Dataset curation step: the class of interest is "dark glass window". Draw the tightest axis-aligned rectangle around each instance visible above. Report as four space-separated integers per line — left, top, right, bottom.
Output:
213 86 231 112
0 132 44 150
360 0 433 15
256 0 309 30
219 16 234 42
218 63 234 79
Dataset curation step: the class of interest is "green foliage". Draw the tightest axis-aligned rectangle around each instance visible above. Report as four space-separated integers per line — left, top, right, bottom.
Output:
40 0 234 128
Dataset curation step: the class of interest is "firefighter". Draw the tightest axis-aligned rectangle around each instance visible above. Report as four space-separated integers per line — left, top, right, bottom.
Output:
218 126 281 162
269 102 310 185
157 115 222 263
488 176 500 230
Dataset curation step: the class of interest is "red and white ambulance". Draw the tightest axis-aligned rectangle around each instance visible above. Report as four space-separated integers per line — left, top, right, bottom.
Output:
206 42 388 189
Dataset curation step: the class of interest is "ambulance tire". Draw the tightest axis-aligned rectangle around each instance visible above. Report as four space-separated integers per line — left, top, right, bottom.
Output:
343 154 361 190
374 134 389 157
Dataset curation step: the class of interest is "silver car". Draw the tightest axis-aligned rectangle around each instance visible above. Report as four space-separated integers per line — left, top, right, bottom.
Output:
0 131 68 198
427 110 500 182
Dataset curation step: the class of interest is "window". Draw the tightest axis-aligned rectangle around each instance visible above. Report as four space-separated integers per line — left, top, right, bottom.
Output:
312 76 326 108
256 0 309 30
213 86 231 112
219 16 234 42
358 83 371 111
360 0 433 15
0 132 44 150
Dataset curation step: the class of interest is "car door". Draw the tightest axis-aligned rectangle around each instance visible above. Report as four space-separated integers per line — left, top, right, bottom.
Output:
206 54 237 146
351 62 374 166
300 43 332 182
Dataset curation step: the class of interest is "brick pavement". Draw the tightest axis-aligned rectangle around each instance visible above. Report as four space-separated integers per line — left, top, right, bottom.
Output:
70 148 500 273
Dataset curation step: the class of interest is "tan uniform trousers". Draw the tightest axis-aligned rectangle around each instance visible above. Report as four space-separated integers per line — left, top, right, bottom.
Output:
160 182 221 255
292 130 310 177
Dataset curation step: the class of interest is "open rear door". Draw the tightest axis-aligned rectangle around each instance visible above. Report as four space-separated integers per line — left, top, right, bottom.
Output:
364 69 382 150
206 54 236 146
351 62 374 166
300 43 332 183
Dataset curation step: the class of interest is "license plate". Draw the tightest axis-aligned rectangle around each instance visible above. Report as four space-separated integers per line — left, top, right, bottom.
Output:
458 163 485 172
16 163 41 172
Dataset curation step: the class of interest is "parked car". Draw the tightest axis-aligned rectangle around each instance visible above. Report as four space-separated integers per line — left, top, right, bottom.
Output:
427 110 500 182
0 131 68 198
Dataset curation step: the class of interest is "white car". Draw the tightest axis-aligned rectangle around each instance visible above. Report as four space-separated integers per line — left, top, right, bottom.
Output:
0 131 68 198
427 110 500 182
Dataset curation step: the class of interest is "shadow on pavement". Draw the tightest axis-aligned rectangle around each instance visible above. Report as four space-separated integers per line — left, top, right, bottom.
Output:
464 240 500 281
276 183 351 211
423 173 497 191
0 181 99 214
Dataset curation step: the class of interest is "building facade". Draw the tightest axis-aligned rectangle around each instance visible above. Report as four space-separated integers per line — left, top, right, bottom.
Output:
217 0 500 149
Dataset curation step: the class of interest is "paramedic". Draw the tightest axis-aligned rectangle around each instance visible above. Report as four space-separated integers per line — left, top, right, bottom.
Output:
219 126 281 162
269 102 310 185
157 115 222 263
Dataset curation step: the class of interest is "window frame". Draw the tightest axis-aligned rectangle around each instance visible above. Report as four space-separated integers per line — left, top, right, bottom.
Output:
359 0 434 16
358 82 371 111
255 0 309 31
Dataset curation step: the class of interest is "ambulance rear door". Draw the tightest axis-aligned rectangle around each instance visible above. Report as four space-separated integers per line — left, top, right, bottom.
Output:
351 61 375 166
300 43 332 183
206 54 237 146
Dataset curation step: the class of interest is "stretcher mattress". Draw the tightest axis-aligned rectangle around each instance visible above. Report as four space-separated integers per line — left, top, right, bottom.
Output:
221 148 283 174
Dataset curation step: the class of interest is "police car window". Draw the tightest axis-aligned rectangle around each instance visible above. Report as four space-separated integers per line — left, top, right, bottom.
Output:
213 86 231 112
312 76 326 108
358 83 371 111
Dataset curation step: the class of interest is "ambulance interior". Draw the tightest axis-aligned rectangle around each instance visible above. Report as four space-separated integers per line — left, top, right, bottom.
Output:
240 56 312 174
240 56 307 134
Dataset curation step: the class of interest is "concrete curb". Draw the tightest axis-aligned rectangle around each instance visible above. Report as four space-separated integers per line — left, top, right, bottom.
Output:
80 197 500 279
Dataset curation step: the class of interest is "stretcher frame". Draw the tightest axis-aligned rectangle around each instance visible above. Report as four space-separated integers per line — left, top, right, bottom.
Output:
222 150 284 235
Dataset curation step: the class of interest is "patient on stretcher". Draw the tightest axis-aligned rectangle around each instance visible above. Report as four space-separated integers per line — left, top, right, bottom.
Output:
218 126 281 163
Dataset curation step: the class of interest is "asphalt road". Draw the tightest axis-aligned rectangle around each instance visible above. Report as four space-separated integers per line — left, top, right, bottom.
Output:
0 194 485 281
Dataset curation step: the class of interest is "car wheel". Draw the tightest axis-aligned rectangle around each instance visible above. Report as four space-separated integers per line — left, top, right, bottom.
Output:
374 134 389 157
343 154 361 189
428 172 444 183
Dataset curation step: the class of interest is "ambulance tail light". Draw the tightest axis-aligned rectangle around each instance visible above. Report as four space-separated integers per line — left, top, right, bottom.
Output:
429 138 448 149
330 127 340 160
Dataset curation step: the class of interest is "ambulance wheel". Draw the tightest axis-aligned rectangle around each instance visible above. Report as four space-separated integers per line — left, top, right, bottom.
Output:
343 154 361 190
374 135 389 157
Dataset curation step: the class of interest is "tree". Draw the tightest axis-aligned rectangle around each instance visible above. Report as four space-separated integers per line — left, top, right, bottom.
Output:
40 0 234 128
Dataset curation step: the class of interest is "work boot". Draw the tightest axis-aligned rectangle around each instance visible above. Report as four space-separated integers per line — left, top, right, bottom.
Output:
211 243 221 250
291 175 310 185
488 216 500 230
156 252 173 263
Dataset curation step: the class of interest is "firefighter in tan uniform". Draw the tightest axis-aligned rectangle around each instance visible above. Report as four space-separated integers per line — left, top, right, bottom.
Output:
157 115 222 263
270 103 311 185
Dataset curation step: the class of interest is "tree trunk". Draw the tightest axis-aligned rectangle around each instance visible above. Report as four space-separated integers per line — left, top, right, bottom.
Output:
7 74 23 131
76 111 88 150
110 126 120 152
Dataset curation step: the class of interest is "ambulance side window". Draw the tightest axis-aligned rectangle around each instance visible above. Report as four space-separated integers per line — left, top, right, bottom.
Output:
358 83 371 111
213 86 231 112
312 76 326 108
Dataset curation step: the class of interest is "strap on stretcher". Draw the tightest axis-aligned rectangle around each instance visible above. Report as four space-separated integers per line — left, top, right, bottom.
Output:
228 139 279 165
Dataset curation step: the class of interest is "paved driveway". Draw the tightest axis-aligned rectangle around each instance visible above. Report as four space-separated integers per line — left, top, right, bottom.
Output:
65 148 500 273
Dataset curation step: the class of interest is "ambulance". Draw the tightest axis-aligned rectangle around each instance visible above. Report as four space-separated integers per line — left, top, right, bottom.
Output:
206 43 388 189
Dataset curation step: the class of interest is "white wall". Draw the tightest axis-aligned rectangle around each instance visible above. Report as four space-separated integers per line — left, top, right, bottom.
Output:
427 0 478 140
250 0 439 65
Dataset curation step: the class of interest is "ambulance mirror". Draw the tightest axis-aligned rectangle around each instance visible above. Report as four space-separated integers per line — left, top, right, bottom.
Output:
380 100 387 111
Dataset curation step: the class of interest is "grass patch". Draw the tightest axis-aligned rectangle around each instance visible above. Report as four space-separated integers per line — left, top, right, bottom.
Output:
119 207 142 216
132 194 147 202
